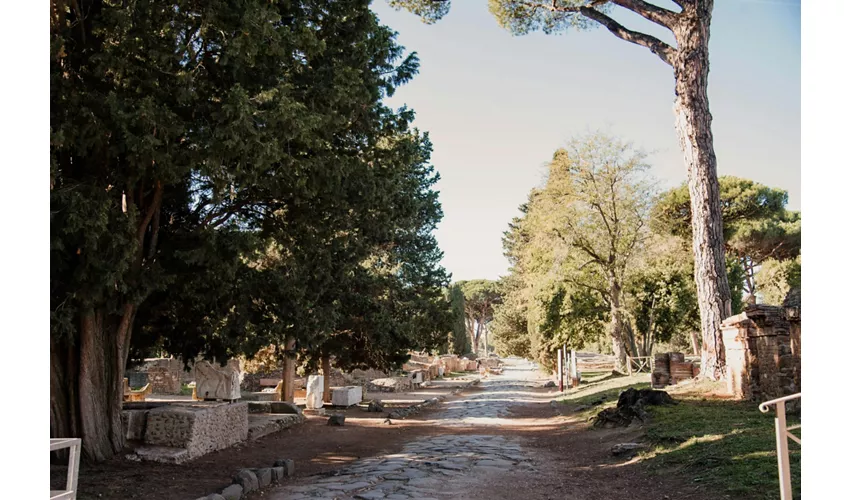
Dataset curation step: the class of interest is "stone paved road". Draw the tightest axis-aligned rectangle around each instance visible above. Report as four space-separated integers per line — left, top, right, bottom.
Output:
267 358 545 500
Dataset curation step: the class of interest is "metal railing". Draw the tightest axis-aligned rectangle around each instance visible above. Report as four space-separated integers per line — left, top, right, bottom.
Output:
50 438 81 500
759 393 801 500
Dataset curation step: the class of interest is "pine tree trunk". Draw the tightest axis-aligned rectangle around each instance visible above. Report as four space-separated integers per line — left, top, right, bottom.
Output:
282 337 296 403
672 1 731 381
50 305 135 462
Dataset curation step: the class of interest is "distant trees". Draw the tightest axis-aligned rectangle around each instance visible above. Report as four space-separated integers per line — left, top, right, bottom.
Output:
447 284 472 355
51 0 450 461
492 133 656 372
490 133 798 369
653 176 801 303
457 279 502 354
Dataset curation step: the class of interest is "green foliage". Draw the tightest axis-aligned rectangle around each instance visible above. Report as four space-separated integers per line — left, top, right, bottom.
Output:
53 0 451 406
494 132 654 367
652 177 801 298
456 279 501 351
488 0 598 35
447 284 471 355
387 0 451 24
757 256 801 306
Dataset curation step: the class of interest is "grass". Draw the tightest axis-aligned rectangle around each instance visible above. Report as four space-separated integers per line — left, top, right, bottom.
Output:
180 383 194 396
640 382 801 499
558 377 801 498
443 371 468 379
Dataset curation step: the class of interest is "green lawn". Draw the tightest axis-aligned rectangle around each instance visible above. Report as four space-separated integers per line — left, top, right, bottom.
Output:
557 377 801 499
642 391 801 499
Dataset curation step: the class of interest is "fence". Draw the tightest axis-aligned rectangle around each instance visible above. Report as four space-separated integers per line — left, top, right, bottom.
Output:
50 438 81 500
759 393 801 500
626 356 653 375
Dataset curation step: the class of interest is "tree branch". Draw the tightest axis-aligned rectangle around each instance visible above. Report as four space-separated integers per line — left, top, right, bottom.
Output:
609 0 678 29
579 6 676 66
517 1 677 65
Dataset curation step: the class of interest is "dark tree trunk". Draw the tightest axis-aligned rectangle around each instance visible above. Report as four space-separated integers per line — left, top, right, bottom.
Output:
321 354 331 403
50 305 135 462
671 1 731 381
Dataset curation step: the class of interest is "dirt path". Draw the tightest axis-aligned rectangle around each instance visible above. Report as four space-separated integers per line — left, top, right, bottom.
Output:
263 358 721 500
59 359 723 499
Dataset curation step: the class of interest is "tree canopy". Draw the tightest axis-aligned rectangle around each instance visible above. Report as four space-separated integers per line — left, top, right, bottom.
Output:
51 0 451 461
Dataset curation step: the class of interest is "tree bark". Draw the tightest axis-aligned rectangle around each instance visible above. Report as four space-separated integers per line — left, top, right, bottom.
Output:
50 304 135 462
282 337 297 403
671 1 731 381
321 354 331 404
608 278 629 373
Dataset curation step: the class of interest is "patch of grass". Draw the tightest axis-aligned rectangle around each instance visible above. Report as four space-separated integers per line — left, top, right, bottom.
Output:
180 383 194 396
640 392 801 499
444 372 468 378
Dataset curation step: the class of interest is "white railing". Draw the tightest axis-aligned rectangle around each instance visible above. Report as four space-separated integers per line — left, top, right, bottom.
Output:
50 438 81 500
759 393 801 500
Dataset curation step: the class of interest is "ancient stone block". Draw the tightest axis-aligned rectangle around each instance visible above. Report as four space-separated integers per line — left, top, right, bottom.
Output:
274 458 295 477
140 402 248 461
271 466 285 483
255 468 273 488
122 410 148 441
327 414 346 426
305 375 324 409
331 386 363 407
195 361 241 400
220 484 243 500
270 401 302 415
234 469 259 493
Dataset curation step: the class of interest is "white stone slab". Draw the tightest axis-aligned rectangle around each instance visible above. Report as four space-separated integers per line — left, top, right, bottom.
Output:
331 386 363 407
305 375 324 409
194 360 241 400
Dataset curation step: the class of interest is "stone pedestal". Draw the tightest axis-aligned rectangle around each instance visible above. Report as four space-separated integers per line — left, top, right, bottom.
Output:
195 361 241 400
331 386 363 407
305 375 324 409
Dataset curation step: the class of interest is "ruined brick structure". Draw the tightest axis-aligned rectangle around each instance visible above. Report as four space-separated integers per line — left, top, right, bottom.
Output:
721 294 800 401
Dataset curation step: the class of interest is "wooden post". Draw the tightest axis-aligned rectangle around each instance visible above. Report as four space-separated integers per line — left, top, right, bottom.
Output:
281 337 296 403
322 354 332 403
627 356 633 376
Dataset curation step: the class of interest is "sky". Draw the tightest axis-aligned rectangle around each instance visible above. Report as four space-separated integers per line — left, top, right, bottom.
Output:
371 0 801 282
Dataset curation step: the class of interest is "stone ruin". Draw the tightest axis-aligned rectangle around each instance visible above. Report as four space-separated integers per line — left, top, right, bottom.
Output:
721 290 801 402
123 402 249 464
194 360 242 400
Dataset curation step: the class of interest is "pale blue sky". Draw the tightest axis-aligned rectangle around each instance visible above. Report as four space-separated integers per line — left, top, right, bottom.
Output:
373 0 801 282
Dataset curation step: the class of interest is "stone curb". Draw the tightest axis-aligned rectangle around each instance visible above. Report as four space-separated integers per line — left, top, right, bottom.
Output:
387 377 480 420
194 459 295 500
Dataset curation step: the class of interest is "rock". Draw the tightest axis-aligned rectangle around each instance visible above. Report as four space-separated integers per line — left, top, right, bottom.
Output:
220 484 243 500
248 402 271 414
271 466 286 483
234 469 259 493
205 495 227 500
305 375 324 409
255 467 273 487
270 401 303 415
611 442 648 456
367 400 384 412
328 414 346 426
274 458 295 477
543 381 556 388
